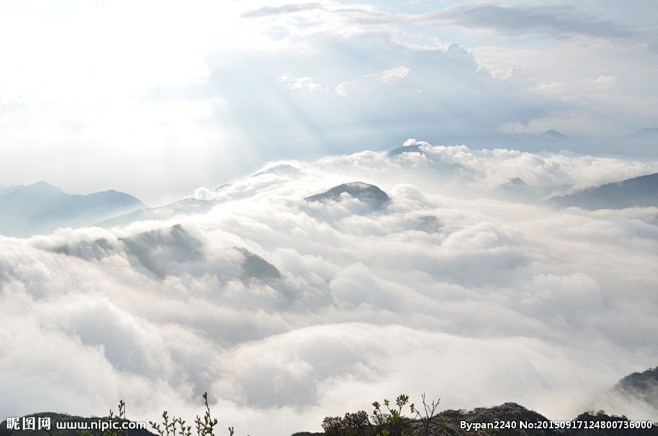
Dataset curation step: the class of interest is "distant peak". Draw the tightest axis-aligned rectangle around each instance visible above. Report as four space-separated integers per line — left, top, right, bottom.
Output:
388 144 423 157
34 180 59 187
626 127 658 140
305 181 390 208
541 129 568 140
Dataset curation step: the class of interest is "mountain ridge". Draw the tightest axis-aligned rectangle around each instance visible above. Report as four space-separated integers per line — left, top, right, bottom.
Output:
549 172 658 210
0 182 145 237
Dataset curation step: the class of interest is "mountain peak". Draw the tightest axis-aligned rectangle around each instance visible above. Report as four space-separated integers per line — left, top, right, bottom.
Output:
541 129 568 140
388 143 423 157
305 182 390 208
614 365 658 408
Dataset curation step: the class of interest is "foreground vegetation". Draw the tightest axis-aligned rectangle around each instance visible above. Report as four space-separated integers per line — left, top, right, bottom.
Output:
2 393 657 436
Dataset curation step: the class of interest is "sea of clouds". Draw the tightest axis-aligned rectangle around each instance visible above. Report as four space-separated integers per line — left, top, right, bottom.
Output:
1 142 657 434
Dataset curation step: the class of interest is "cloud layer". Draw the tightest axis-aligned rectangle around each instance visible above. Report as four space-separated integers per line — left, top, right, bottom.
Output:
1 143 657 434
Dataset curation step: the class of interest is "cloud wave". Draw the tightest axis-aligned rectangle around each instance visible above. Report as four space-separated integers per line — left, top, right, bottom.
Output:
1 143 658 434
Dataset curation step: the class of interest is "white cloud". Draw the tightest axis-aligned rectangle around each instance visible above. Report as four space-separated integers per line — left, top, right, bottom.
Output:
374 66 410 82
1 143 657 433
289 76 323 92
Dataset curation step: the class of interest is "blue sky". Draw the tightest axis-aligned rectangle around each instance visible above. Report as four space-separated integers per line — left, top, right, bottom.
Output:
0 0 656 204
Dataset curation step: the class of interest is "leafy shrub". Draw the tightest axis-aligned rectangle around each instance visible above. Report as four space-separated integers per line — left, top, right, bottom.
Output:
322 411 371 436
321 394 440 436
150 393 233 436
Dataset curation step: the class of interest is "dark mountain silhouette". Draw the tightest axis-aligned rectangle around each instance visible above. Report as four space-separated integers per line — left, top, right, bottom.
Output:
0 181 145 237
614 366 658 410
549 173 658 210
305 182 390 208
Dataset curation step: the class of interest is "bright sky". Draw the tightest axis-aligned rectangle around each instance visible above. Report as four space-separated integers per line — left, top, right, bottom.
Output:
1 0 656 204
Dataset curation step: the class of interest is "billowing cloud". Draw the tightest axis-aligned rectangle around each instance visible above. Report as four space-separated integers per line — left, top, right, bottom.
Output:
1 143 657 434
